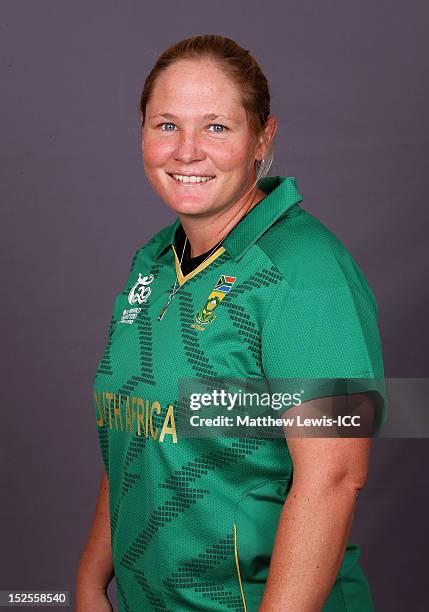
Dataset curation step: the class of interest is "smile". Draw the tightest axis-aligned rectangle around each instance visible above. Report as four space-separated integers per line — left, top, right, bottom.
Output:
168 173 215 184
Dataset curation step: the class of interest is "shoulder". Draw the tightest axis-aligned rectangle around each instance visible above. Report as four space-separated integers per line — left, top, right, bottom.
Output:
131 220 177 263
119 220 177 281
257 206 377 307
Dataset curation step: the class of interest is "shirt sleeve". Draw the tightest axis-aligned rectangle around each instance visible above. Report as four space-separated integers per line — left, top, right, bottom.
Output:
261 280 388 429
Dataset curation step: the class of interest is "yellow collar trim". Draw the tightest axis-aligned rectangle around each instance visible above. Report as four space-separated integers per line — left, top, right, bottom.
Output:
172 244 226 286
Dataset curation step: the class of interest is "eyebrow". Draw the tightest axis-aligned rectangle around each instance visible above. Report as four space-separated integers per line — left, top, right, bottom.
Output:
149 112 233 121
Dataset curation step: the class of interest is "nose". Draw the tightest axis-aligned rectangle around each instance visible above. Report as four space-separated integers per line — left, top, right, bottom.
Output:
174 130 206 164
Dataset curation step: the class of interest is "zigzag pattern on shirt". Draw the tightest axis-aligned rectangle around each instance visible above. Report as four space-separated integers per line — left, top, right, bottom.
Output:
114 289 267 608
132 567 173 612
162 533 244 610
227 265 283 298
223 301 262 372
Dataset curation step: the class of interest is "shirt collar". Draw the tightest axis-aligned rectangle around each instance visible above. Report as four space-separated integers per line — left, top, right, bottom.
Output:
153 176 303 261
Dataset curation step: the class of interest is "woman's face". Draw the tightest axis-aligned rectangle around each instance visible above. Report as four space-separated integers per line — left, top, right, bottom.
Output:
141 58 274 217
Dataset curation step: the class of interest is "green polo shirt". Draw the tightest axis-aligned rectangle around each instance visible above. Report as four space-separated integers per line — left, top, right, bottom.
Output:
92 175 386 612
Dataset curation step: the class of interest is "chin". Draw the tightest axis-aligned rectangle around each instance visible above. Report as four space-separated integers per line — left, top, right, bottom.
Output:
165 198 215 217
161 176 218 214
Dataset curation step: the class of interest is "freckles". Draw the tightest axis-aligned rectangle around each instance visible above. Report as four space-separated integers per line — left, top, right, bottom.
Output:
144 139 174 164
214 142 249 169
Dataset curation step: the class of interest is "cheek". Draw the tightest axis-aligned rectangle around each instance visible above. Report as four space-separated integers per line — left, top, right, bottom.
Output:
209 139 255 172
142 138 175 167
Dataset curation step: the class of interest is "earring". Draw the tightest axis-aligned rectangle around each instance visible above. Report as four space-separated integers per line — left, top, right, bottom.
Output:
256 157 266 181
257 149 274 182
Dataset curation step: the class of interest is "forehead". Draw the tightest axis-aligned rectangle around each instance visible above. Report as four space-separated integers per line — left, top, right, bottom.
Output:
148 59 245 118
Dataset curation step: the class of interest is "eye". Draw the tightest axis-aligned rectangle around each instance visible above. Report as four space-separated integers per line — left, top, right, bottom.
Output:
208 124 227 133
159 122 176 131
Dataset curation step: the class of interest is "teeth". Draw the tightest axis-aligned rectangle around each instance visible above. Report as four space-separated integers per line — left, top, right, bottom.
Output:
172 174 214 183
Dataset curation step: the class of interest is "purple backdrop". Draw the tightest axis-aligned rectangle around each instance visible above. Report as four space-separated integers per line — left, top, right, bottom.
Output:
1 1 428 610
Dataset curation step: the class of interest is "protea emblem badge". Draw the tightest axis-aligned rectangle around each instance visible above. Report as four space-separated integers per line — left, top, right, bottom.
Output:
191 275 236 331
128 273 155 305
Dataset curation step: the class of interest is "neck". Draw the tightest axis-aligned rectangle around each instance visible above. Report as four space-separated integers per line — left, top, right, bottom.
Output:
178 185 267 258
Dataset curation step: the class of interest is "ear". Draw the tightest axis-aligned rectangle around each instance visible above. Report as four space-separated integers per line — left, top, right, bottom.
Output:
256 116 278 161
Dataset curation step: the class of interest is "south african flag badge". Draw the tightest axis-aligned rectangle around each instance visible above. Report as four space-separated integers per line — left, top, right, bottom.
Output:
191 275 237 330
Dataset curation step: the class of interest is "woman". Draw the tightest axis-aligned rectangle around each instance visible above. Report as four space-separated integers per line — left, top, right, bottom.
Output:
76 35 386 612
